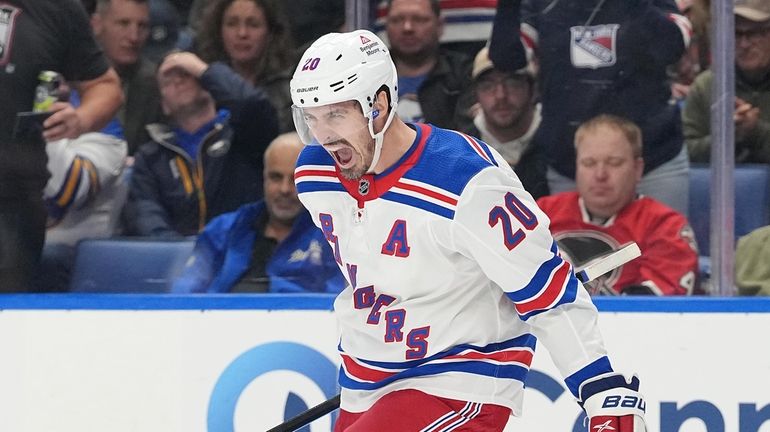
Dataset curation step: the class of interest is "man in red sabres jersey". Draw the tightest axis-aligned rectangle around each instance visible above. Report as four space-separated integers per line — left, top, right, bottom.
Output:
538 114 698 295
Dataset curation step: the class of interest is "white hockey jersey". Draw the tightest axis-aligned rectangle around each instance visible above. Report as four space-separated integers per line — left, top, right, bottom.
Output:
295 123 613 415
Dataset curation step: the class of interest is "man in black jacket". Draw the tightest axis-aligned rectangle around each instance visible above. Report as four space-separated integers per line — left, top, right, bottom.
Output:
123 51 278 237
384 0 474 131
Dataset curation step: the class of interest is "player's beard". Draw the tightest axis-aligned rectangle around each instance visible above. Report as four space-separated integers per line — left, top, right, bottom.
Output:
338 134 376 180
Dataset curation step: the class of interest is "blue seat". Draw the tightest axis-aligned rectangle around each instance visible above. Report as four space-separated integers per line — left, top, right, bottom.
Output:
688 163 770 256
70 238 195 293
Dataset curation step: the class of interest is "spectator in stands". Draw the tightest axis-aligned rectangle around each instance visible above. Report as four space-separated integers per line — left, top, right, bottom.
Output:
123 51 278 237
384 0 475 130
34 128 128 292
462 47 547 199
735 225 770 296
0 0 122 292
538 115 698 295
669 0 705 103
682 0 770 163
374 0 497 58
279 0 346 52
91 0 165 154
143 0 187 64
489 0 693 216
194 0 295 133
173 132 346 293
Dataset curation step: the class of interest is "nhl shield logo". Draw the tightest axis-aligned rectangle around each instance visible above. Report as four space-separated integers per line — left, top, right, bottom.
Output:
570 24 620 69
358 179 370 195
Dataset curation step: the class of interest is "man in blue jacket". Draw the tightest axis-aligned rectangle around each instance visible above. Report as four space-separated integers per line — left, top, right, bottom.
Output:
172 132 345 293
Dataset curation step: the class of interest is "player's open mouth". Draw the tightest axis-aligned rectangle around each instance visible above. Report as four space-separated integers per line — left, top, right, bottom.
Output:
325 144 356 169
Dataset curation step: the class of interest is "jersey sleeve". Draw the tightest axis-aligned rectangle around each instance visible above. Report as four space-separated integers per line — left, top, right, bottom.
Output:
44 132 127 224
451 165 613 397
635 208 698 295
488 0 535 74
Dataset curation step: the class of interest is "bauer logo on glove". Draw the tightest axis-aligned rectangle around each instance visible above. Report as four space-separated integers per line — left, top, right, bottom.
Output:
601 394 646 410
580 373 648 432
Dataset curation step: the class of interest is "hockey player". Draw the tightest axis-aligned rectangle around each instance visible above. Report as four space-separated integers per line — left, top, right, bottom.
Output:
291 29 647 431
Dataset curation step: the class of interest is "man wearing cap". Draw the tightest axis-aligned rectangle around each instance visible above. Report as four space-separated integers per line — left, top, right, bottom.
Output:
463 47 548 199
683 0 770 163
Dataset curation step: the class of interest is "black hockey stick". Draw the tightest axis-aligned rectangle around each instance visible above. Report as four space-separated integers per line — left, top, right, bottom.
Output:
266 394 340 432
267 243 641 432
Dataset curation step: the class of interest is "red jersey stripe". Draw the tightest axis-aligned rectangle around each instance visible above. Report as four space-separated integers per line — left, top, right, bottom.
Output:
395 181 458 206
457 132 492 164
295 169 336 179
444 349 534 366
515 261 571 315
341 354 397 382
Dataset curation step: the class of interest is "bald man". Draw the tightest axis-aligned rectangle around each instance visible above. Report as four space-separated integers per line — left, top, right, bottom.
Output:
172 132 345 293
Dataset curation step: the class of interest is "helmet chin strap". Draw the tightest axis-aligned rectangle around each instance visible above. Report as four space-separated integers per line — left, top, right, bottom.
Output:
365 103 397 174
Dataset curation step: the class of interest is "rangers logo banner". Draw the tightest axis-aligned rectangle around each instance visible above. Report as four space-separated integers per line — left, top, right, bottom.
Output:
570 24 620 69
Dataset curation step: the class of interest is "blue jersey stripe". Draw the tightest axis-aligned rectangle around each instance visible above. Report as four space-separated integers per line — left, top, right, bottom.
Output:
381 191 455 219
339 360 530 391
401 125 496 197
518 274 580 321
564 356 614 398
506 241 561 302
347 333 536 370
296 181 346 194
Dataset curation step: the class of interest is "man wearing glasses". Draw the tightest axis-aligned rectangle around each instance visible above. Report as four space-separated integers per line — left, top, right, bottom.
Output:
462 47 548 199
683 0 770 163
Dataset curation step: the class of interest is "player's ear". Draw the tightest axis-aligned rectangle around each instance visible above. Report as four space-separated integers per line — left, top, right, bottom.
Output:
371 88 390 131
634 157 644 182
373 88 389 114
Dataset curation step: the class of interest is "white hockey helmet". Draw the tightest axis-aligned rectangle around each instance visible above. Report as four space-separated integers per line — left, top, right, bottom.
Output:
290 29 399 173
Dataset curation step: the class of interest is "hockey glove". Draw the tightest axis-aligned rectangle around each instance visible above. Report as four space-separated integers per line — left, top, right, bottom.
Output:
579 373 647 432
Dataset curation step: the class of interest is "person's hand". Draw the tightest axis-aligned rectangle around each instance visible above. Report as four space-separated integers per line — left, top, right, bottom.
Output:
580 373 647 431
42 101 85 141
158 51 208 78
670 82 690 100
735 97 760 142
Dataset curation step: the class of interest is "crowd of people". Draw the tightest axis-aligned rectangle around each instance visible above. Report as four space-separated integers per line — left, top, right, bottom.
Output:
0 0 768 295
